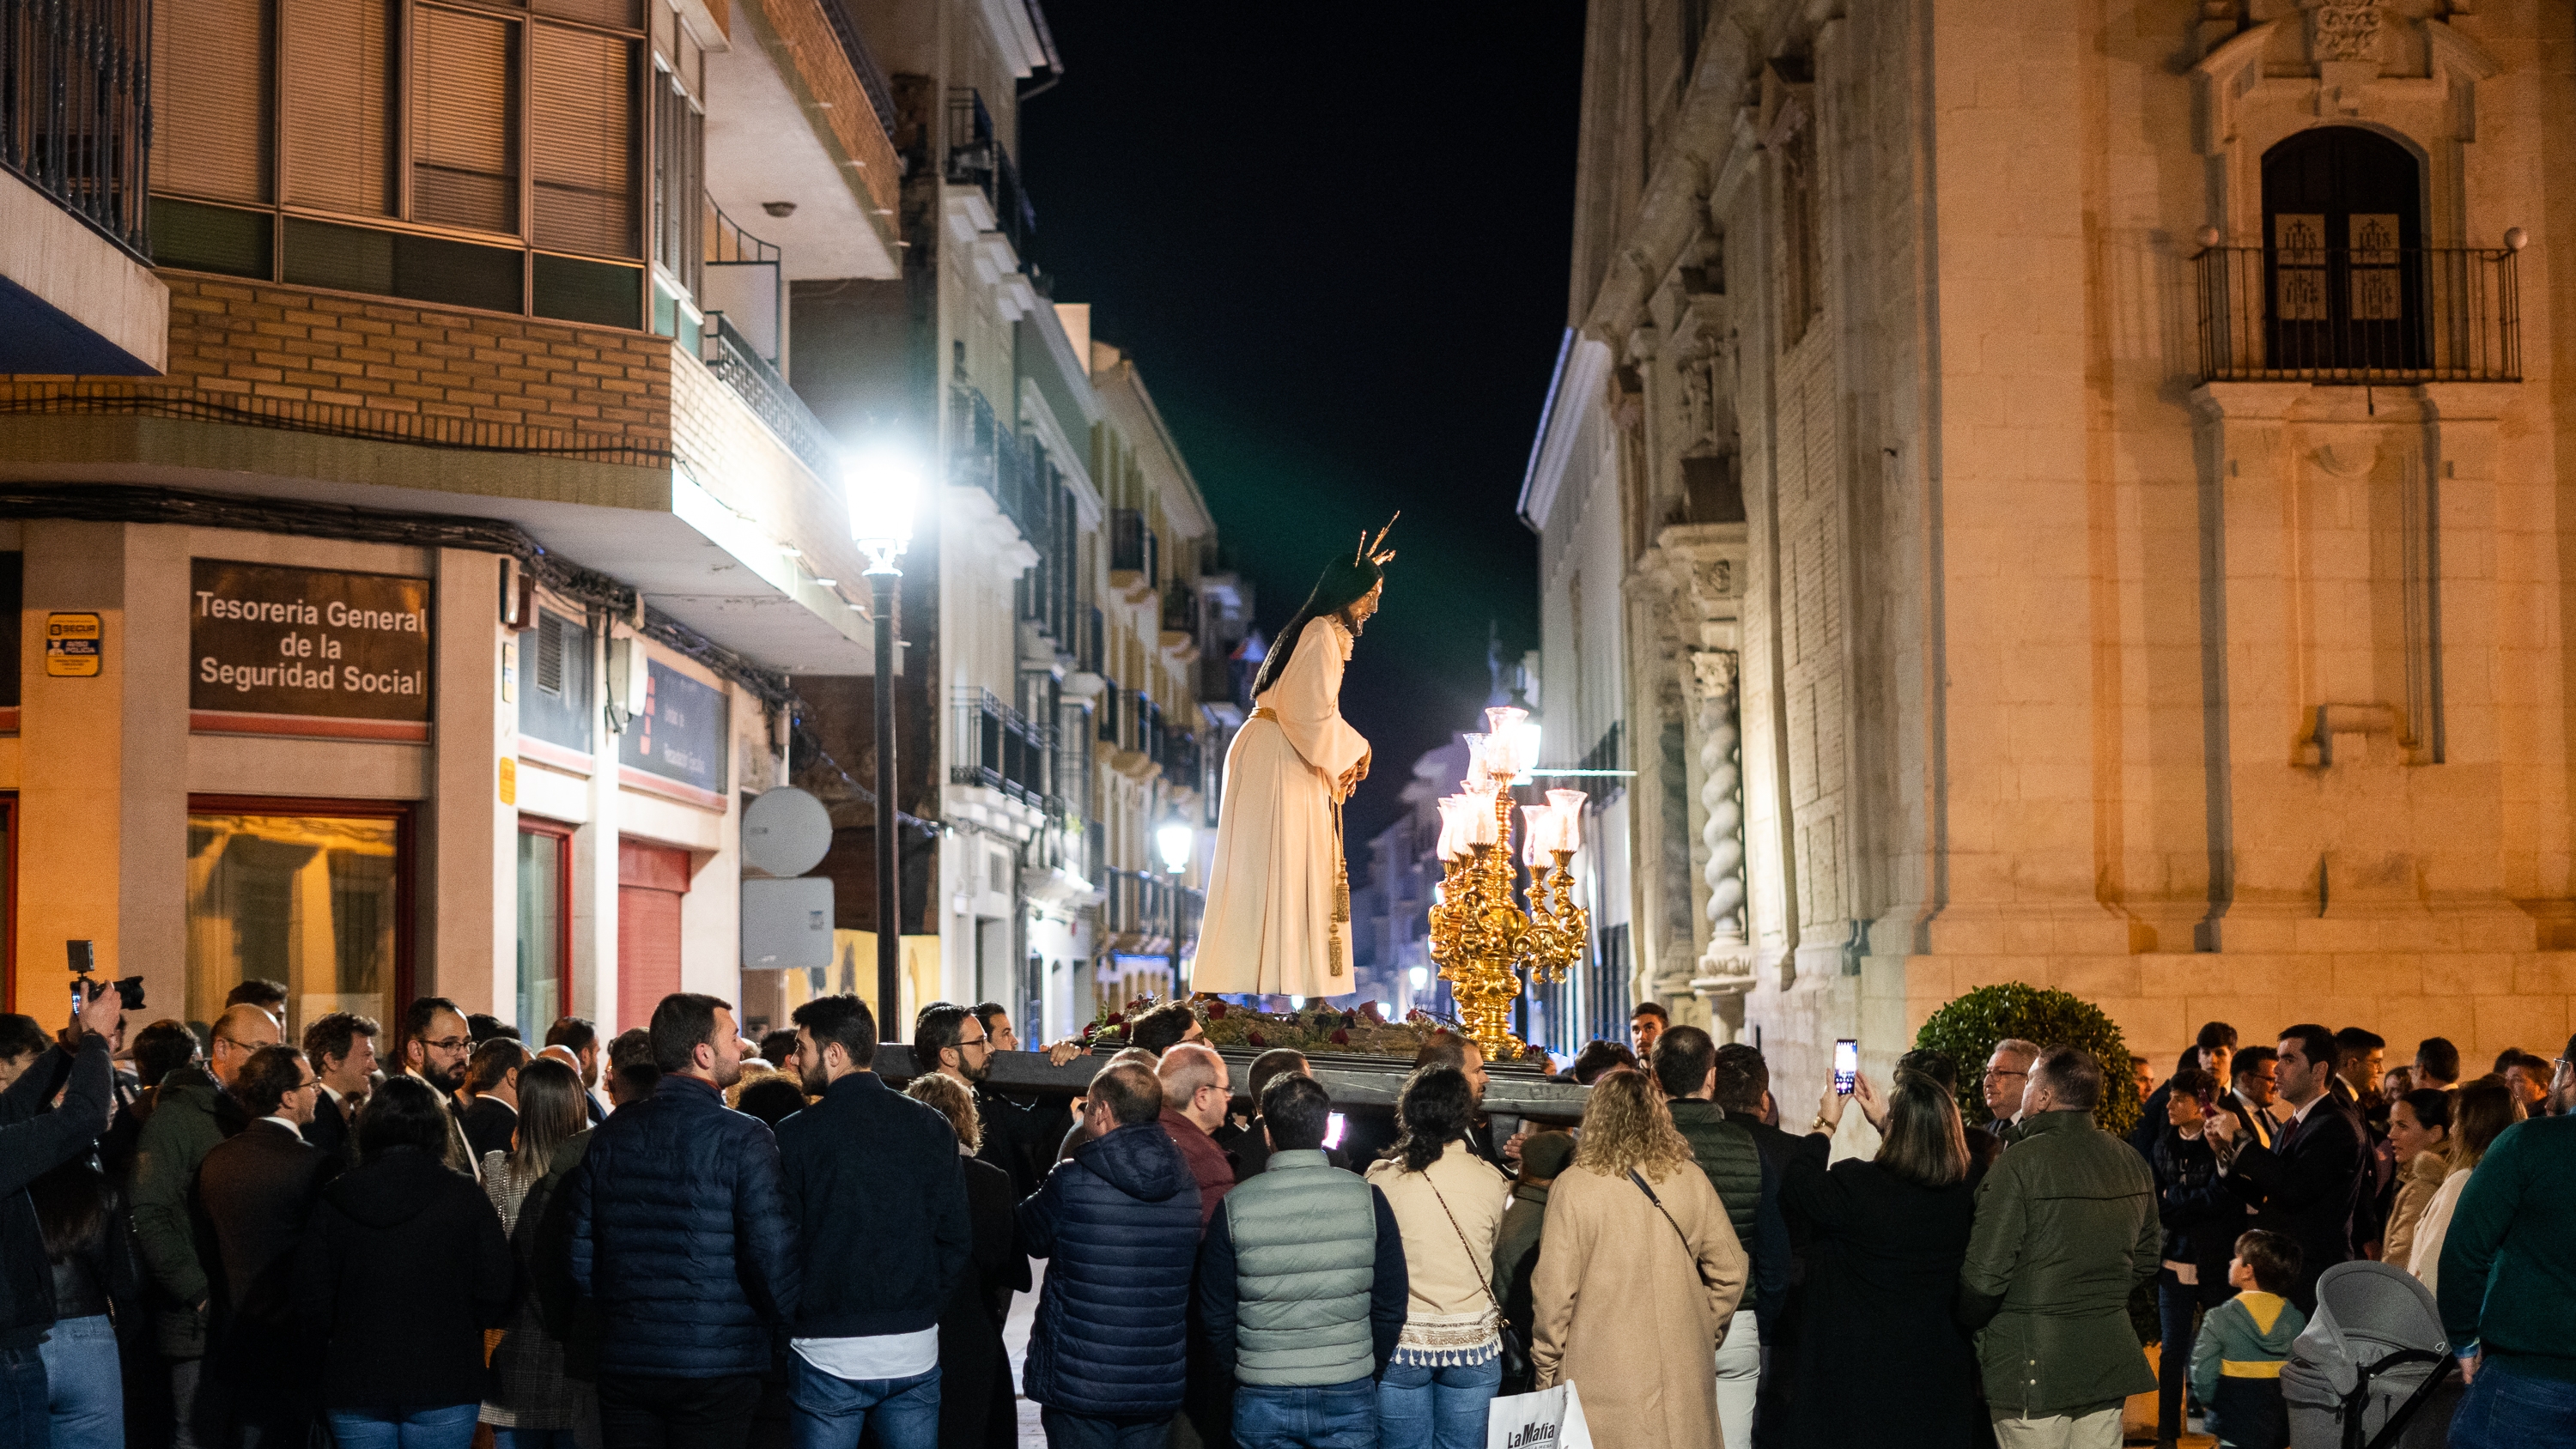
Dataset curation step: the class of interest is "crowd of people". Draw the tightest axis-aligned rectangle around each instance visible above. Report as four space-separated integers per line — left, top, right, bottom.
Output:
2 980 2572 1449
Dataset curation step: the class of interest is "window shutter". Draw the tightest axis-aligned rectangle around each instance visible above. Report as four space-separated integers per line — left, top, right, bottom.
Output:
153 0 274 203
410 7 519 234
536 613 565 696
538 0 642 27
283 0 394 215
649 70 701 296
532 25 639 258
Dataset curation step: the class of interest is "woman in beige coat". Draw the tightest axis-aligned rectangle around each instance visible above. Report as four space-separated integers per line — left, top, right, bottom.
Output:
2379 1087 2451 1271
1531 1069 1747 1449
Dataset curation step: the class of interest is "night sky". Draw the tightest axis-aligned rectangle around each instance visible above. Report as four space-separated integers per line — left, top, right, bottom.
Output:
1018 2 1587 842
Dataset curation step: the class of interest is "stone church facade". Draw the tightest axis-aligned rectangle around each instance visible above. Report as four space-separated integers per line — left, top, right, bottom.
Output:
1520 0 2576 1089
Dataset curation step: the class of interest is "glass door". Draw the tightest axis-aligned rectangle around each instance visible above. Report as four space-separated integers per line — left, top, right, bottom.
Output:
517 819 574 1034
185 797 410 1040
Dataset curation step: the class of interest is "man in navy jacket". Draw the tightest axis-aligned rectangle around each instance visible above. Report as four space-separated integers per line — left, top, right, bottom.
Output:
570 992 799 1448
1018 1059 1203 1448
775 994 971 1449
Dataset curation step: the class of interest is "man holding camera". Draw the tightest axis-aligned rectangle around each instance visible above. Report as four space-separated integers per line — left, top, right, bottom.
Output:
1 981 124 1446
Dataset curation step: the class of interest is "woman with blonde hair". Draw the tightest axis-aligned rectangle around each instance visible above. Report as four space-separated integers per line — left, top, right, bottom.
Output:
1776 1068 1981 1449
1528 1068 1747 1449
904 1072 1029 1448
2408 1076 2523 1295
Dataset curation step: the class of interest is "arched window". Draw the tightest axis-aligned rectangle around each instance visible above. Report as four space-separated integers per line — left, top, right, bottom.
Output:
2261 127 2424 373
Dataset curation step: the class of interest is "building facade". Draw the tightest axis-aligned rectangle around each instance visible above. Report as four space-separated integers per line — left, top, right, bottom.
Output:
0 0 1243 1049
1524 0 2576 1091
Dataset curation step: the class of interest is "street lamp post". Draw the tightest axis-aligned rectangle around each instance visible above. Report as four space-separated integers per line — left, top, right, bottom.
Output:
1157 815 1196 993
850 451 919 1041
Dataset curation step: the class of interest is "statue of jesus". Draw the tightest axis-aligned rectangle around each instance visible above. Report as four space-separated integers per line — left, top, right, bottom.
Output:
1191 528 1393 998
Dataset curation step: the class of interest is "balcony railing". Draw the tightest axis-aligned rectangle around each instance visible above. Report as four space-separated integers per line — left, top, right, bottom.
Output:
2195 243 2520 385
1161 726 1199 791
809 0 897 137
1104 867 1202 949
1110 508 1157 582
701 312 838 476
948 382 1043 543
945 88 1035 270
949 687 1052 807
1 0 150 259
1161 581 1195 636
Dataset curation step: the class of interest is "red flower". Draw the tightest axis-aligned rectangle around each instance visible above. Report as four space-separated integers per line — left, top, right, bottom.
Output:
1081 1022 1097 1040
1206 1002 1230 1019
1249 1032 1267 1048
1104 1013 1127 1028
1329 1028 1351 1046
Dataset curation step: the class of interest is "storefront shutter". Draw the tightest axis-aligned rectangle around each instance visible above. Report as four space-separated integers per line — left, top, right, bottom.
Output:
153 0 273 203
532 25 639 258
282 0 394 215
410 6 519 234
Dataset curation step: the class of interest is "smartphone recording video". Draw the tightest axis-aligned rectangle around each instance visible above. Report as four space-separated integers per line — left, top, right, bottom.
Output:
1323 1112 1347 1150
1832 1039 1859 1096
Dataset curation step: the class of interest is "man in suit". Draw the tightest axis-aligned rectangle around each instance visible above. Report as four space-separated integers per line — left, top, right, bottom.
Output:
2210 1025 2367 1312
459 1036 527 1162
546 1016 611 1123
197 1045 331 1446
2227 1046 2283 1151
1978 1037 2045 1151
300 1010 379 1166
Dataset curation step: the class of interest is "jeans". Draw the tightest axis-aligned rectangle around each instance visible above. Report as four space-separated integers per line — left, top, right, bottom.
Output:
493 1430 585 1449
1712 1314 1760 1449
1233 1377 1377 1449
37 1315 119 1449
598 1373 764 1449
786 1356 939 1449
3 1346 49 1449
2450 1356 2576 1449
1376 1357 1501 1449
2156 1269 2234 1440
1038 1406 1172 1447
325 1403 483 1449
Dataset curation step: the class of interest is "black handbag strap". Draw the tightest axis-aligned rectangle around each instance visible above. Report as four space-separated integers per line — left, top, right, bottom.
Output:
1629 1169 1696 1257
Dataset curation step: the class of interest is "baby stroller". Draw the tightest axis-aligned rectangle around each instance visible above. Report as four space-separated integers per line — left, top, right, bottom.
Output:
2283 1262 2456 1449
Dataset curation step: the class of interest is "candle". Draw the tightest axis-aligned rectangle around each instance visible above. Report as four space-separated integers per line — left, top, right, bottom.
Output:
1483 706 1528 776
1435 797 1467 861
1522 804 1555 868
1546 789 1588 853
1462 733 1490 782
1468 795 1499 847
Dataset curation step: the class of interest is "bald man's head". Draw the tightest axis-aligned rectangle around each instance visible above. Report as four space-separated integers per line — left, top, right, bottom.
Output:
209 1003 282 1088
1158 1042 1231 1133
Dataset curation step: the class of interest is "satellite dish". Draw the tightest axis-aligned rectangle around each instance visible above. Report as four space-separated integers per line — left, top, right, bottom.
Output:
742 786 832 878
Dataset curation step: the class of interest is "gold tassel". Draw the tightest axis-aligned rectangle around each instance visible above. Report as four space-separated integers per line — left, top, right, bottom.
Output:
1329 793 1349 978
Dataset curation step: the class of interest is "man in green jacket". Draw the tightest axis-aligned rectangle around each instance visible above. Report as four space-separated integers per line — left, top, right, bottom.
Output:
130 1002 275 1448
1655 1025 1773 1449
2434 1034 2576 1446
1959 1046 2160 1449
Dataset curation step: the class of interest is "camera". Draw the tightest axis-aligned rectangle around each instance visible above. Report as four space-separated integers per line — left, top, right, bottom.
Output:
67 940 146 1012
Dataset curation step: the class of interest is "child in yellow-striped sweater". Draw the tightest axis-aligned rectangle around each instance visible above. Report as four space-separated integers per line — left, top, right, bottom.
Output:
2190 1230 2309 1449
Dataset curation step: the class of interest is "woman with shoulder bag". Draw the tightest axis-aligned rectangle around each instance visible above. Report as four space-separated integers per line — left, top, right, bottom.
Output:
1366 1065 1514 1449
1528 1069 1747 1449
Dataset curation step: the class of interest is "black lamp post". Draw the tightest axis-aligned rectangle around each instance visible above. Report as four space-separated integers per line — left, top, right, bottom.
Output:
851 452 918 1040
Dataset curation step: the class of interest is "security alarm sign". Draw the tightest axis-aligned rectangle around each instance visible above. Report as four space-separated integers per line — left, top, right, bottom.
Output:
190 560 434 741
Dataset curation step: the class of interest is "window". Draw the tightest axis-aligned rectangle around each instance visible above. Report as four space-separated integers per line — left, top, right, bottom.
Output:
648 63 705 336
151 0 648 329
2261 126 2425 373
186 801 409 1040
517 821 573 1032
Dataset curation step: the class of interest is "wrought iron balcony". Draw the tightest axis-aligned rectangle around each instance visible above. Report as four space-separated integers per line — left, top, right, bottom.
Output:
701 312 838 477
1110 508 1157 581
948 382 1044 543
810 0 897 137
1 0 151 259
1104 866 1202 949
2194 240 2521 385
945 88 1036 270
949 687 1053 808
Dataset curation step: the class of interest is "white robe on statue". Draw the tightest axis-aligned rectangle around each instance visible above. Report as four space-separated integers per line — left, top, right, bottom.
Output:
1194 615 1370 998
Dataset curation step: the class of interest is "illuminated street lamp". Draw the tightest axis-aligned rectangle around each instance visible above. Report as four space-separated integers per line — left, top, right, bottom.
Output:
849 449 920 1040
1157 815 1196 990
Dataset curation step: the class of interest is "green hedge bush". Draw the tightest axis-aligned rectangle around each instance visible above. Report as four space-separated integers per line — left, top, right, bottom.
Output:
1913 981 2142 1139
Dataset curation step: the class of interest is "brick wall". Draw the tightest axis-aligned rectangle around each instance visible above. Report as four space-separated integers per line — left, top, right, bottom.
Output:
750 0 902 216
0 272 677 455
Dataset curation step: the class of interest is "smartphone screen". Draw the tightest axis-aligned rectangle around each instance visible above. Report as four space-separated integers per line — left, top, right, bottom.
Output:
1323 1112 1347 1150
1832 1040 1859 1095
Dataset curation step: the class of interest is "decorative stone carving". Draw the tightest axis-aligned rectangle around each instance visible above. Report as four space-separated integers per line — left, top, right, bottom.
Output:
2304 0 2383 64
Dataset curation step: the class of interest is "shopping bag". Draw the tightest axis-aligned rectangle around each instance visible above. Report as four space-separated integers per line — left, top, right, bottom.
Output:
1485 1379 1594 1449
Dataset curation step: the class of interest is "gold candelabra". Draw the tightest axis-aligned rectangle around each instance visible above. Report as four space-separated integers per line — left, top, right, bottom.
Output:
1427 756 1588 1063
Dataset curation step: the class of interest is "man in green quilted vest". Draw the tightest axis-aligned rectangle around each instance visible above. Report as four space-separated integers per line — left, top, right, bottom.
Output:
1197 1073 1409 1447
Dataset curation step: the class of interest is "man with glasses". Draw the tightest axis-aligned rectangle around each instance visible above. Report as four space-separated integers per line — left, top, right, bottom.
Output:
398 996 473 1102
132 1001 278 1448
2228 1046 2282 1151
1979 1038 2043 1149
197 1045 330 1447
917 1003 1029 1196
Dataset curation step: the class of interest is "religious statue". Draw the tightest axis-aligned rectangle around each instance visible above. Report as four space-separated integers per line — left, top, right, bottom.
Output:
1192 522 1395 998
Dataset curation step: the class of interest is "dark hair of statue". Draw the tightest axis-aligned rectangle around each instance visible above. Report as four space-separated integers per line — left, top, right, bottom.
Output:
1250 553 1383 699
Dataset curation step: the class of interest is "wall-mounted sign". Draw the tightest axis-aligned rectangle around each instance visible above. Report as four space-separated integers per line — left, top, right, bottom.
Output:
44 613 102 676
617 658 727 809
190 560 433 742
